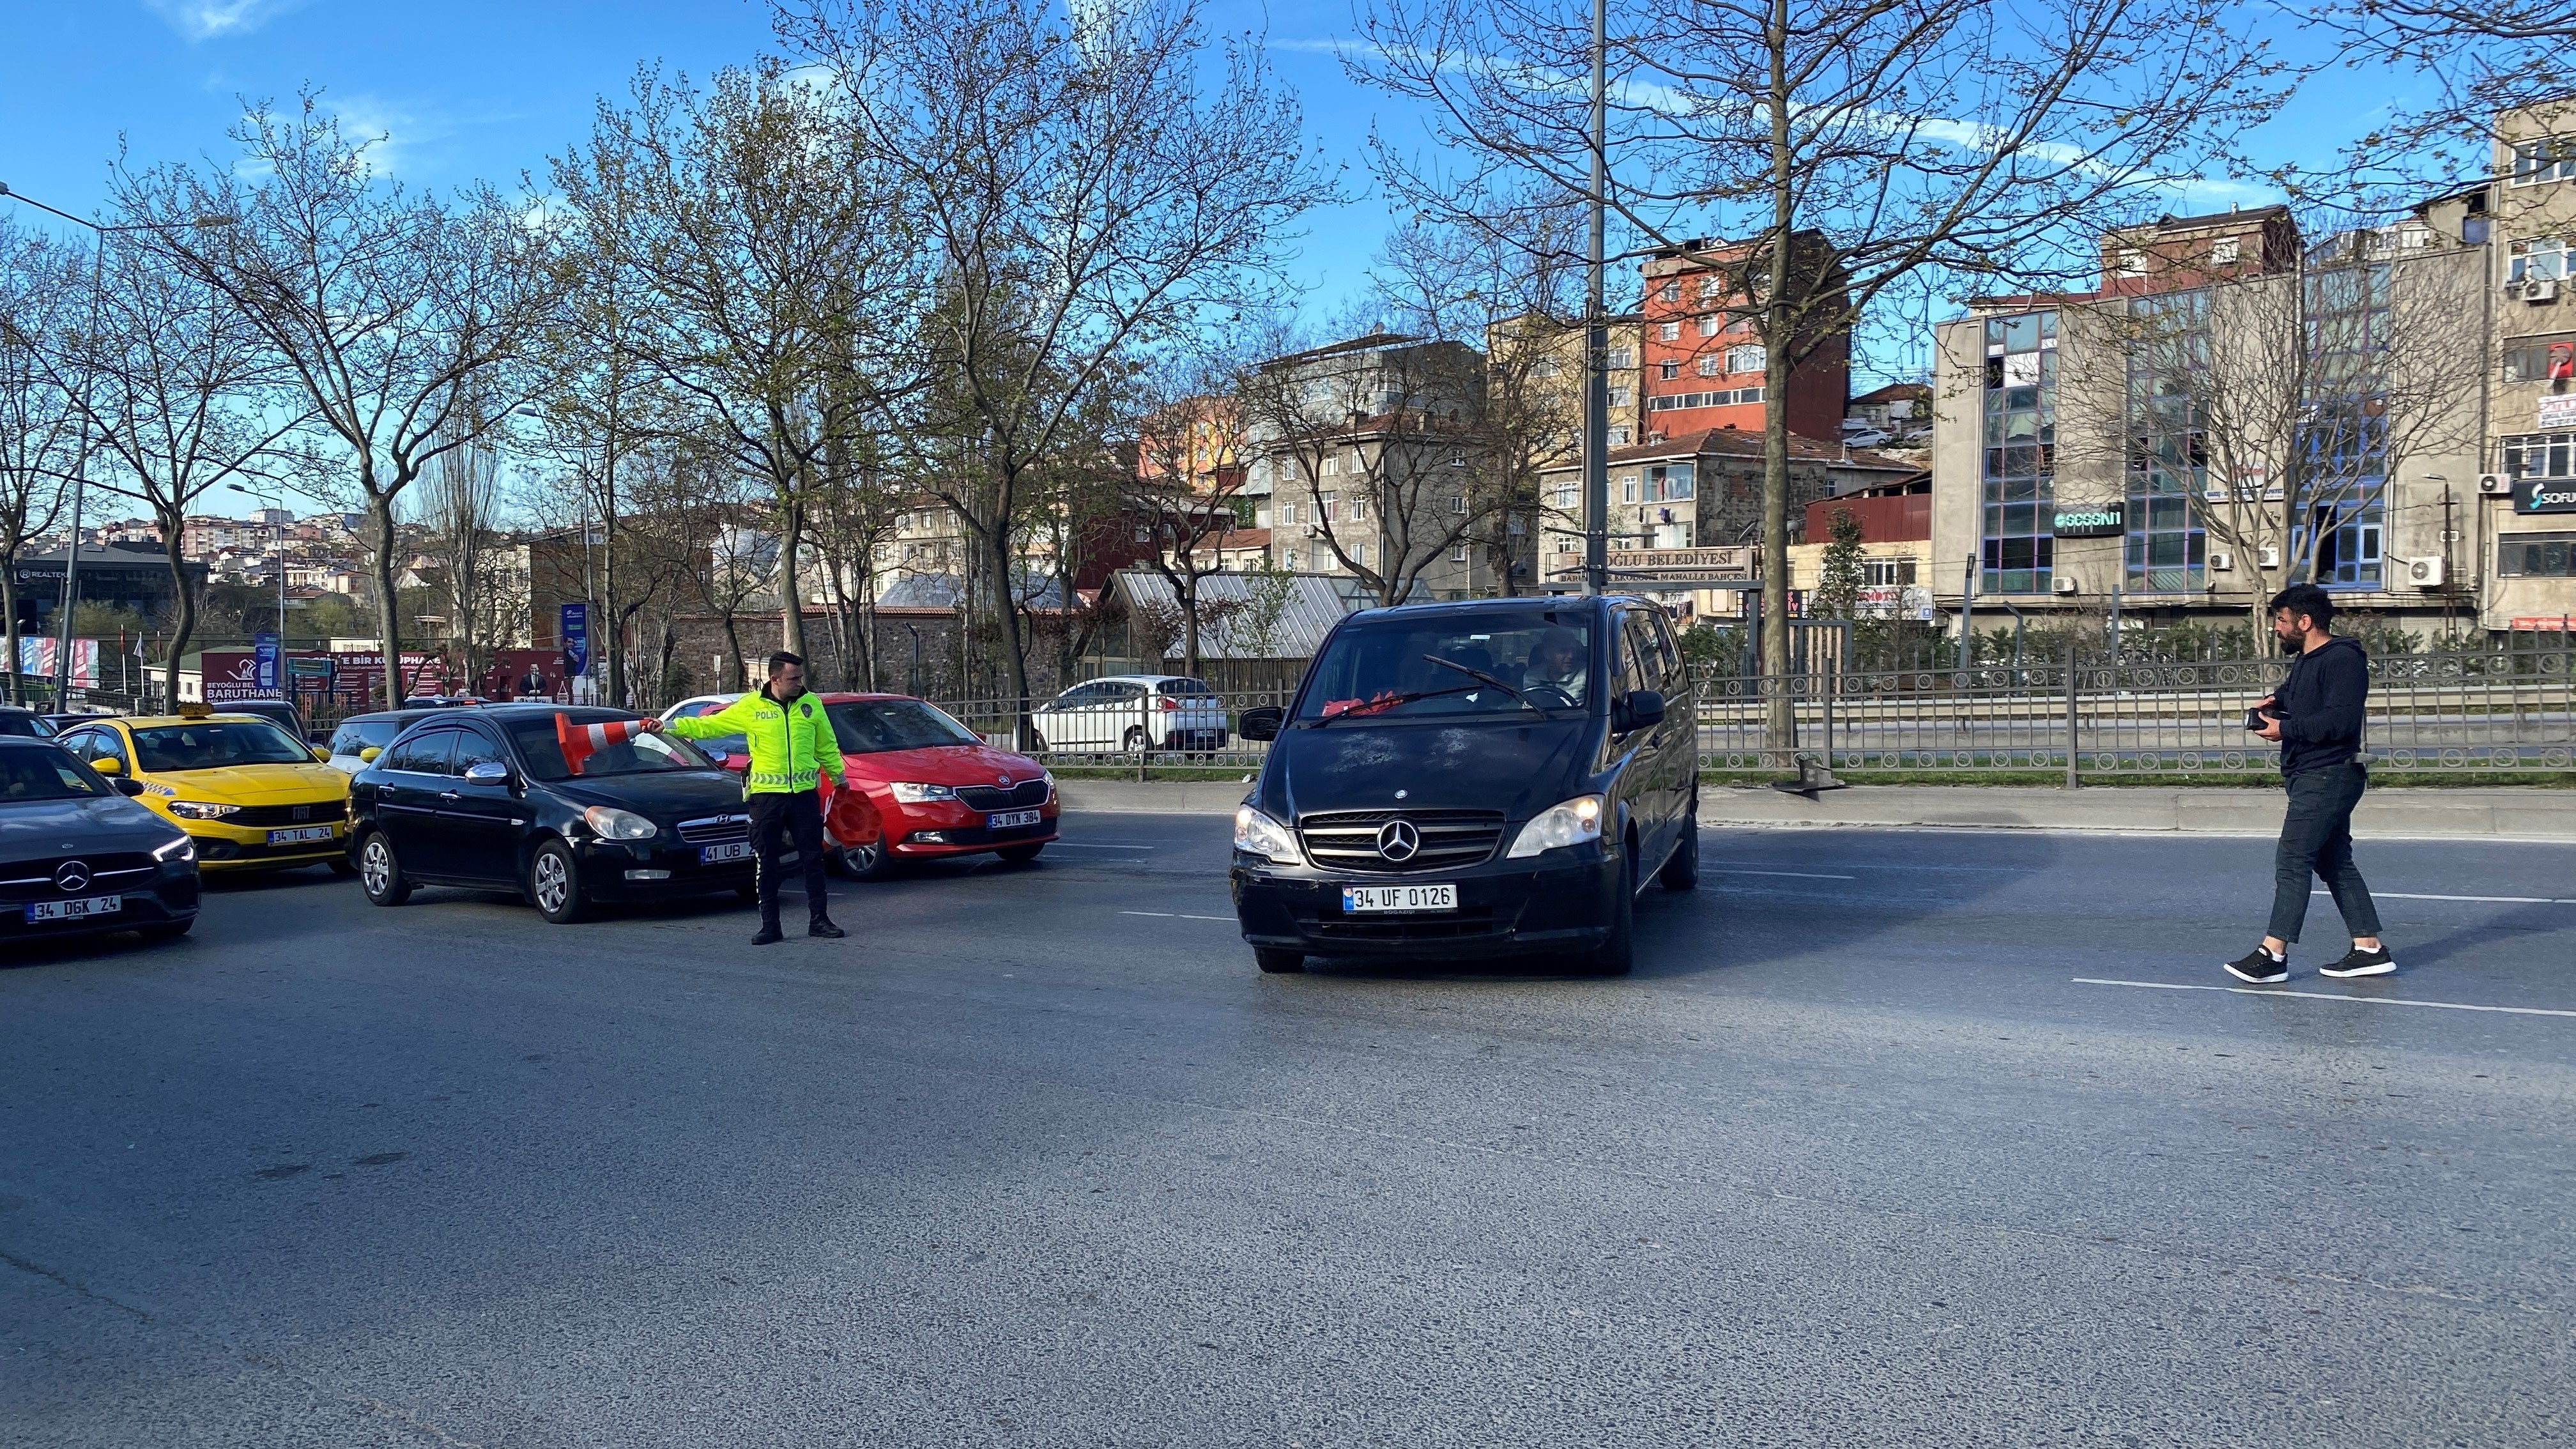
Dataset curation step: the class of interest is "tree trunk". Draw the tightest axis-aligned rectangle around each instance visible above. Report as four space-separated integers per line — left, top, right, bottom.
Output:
1 564 18 707
1759 3 1798 763
1182 571 1200 678
720 610 746 692
776 498 806 660
158 507 198 715
986 518 1032 739
368 494 404 710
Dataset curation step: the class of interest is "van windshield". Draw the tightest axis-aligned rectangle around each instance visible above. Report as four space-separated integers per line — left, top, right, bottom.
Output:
1295 610 1597 721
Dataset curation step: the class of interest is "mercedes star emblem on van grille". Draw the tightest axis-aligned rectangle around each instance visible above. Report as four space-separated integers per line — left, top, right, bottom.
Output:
54 861 91 893
1374 820 1419 862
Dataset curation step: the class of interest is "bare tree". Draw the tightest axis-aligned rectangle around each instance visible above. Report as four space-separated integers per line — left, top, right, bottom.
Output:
1131 353 1259 675
58 227 306 710
785 0 1333 739
565 63 919 668
1354 0 2283 753
416 422 516 691
122 95 565 709
2304 4 2575 202
0 226 80 704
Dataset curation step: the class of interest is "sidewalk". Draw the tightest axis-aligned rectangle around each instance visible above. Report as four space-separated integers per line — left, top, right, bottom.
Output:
1055 779 2576 839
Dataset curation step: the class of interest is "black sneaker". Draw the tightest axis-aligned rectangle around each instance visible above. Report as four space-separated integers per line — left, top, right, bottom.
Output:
2320 945 2395 979
808 917 845 939
2223 947 2288 984
752 922 784 946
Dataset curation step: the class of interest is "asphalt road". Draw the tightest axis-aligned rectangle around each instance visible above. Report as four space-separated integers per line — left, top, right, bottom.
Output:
4 814 2572 1447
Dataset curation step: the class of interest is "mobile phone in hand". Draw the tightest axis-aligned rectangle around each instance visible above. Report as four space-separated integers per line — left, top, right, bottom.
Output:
2243 707 2273 733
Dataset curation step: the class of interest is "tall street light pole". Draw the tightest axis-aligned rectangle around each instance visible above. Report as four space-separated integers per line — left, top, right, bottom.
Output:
0 183 233 707
1581 0 1610 597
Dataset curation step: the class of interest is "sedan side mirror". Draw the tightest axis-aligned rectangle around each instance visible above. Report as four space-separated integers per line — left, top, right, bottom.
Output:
112 777 147 797
462 760 512 785
358 747 382 763
92 756 123 776
310 746 331 763
1238 705 1284 742
1614 689 1666 733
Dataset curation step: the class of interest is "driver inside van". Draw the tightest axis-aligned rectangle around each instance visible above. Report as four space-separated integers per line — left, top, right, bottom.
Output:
1521 627 1589 703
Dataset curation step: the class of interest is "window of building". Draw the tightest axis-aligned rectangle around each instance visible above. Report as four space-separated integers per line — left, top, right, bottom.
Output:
1319 491 1338 521
2502 336 2576 383
1697 314 1721 337
1283 547 1301 571
2124 289 2208 593
1696 275 1721 300
1659 359 1680 381
1658 321 1681 341
1658 280 1680 303
2504 431 2576 479
2297 263 2393 589
1620 472 1640 503
1726 344 1765 375
1697 355 1720 376
2118 248 2149 277
1609 385 1632 406
2209 236 2241 265
2510 137 2576 187
1981 309 2059 594
1608 347 1634 369
1862 557 1918 587
1551 480 1577 509
1648 463 1694 501
2499 532 2576 576
2509 238 2568 284
1448 494 1467 514
1609 425 1631 445
1451 542 1469 563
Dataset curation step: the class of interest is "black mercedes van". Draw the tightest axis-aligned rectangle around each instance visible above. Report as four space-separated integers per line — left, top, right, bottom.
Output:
1229 594 1698 975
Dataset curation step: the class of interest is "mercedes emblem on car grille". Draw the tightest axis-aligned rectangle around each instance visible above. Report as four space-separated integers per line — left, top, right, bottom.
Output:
1374 820 1420 862
54 861 91 893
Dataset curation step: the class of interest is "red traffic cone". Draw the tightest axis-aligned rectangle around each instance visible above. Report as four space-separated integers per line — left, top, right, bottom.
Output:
555 713 648 776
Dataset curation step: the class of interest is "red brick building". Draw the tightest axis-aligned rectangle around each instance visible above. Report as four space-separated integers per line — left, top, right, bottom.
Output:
1637 234 1849 447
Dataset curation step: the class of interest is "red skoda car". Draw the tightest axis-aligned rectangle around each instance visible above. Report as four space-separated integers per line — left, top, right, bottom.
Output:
659 692 1059 878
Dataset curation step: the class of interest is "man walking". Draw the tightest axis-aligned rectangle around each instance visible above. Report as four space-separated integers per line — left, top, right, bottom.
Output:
2226 583 2393 983
652 652 847 946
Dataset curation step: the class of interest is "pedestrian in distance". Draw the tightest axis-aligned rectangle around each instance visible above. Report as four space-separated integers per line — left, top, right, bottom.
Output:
2225 583 2394 984
644 651 848 946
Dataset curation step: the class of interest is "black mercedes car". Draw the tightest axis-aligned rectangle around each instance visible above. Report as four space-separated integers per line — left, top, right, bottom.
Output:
349 703 757 924
1228 595 1699 976
0 737 200 947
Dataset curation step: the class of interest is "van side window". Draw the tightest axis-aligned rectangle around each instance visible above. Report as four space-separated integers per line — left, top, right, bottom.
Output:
1612 614 1650 698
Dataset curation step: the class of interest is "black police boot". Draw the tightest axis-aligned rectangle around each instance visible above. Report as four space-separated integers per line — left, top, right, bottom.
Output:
752 920 785 946
808 917 845 939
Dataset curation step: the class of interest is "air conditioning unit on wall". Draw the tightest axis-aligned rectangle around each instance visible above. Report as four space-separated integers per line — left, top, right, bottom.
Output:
2255 546 2281 569
2052 576 2080 595
2208 551 2234 571
2480 473 2511 494
2407 556 2448 588
2525 279 2560 303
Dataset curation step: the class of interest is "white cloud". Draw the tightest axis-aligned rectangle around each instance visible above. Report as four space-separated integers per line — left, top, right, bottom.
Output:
321 95 427 178
146 0 308 42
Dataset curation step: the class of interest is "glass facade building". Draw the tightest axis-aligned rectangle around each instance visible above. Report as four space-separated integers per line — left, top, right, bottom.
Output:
2298 260 2391 590
2124 291 2211 592
1980 310 2057 594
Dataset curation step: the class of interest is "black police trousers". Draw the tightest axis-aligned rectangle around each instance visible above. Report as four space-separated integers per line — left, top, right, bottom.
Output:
748 790 829 927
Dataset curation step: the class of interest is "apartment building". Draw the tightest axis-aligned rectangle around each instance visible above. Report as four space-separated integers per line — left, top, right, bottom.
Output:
2468 106 2576 633
1638 234 1848 446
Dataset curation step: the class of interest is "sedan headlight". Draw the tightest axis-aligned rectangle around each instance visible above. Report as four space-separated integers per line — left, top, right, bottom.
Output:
581 805 660 841
166 800 240 820
889 782 956 803
1505 793 1605 859
153 836 197 863
1234 804 1300 864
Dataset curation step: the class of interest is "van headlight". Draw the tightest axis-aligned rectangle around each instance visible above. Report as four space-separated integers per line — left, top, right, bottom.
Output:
153 836 197 863
890 782 956 803
167 800 240 820
1234 805 1300 864
1505 793 1604 858
581 805 659 841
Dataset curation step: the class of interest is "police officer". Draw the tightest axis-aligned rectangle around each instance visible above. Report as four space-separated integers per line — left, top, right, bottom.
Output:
648 651 847 946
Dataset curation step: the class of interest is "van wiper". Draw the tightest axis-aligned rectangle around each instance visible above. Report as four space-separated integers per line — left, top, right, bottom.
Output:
1314 684 1479 723
1420 654 1546 715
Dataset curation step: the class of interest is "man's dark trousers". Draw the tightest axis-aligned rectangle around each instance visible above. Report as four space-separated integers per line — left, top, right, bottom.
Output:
748 791 829 928
2268 762 2382 944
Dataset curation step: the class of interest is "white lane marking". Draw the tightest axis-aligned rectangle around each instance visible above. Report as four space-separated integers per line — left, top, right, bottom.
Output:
2315 889 2573 904
1119 910 1232 922
1705 868 1859 880
1052 842 1159 850
2073 977 2576 1020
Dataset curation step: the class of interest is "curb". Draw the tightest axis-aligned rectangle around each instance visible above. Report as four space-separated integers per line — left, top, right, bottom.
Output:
1059 779 2576 840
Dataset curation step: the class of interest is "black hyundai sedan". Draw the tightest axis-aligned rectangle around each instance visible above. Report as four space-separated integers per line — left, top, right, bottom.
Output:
0 737 200 947
1228 595 1699 976
349 704 757 924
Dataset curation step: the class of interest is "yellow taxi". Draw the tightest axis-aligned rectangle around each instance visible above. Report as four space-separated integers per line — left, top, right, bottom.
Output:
54 705 355 875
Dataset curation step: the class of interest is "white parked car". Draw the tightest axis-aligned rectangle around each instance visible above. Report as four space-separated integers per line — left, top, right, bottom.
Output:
1031 675 1229 755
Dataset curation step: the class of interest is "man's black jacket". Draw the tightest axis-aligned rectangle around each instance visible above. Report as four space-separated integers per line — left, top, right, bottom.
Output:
2275 634 2368 776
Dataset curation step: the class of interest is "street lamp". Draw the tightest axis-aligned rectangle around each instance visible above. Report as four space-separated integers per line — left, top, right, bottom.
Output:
0 182 234 707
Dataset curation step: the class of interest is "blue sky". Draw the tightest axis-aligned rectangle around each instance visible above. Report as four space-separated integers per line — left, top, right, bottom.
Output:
1 1 2428 379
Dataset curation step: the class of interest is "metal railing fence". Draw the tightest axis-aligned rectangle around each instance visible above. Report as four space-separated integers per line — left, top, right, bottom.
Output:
920 642 2573 779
